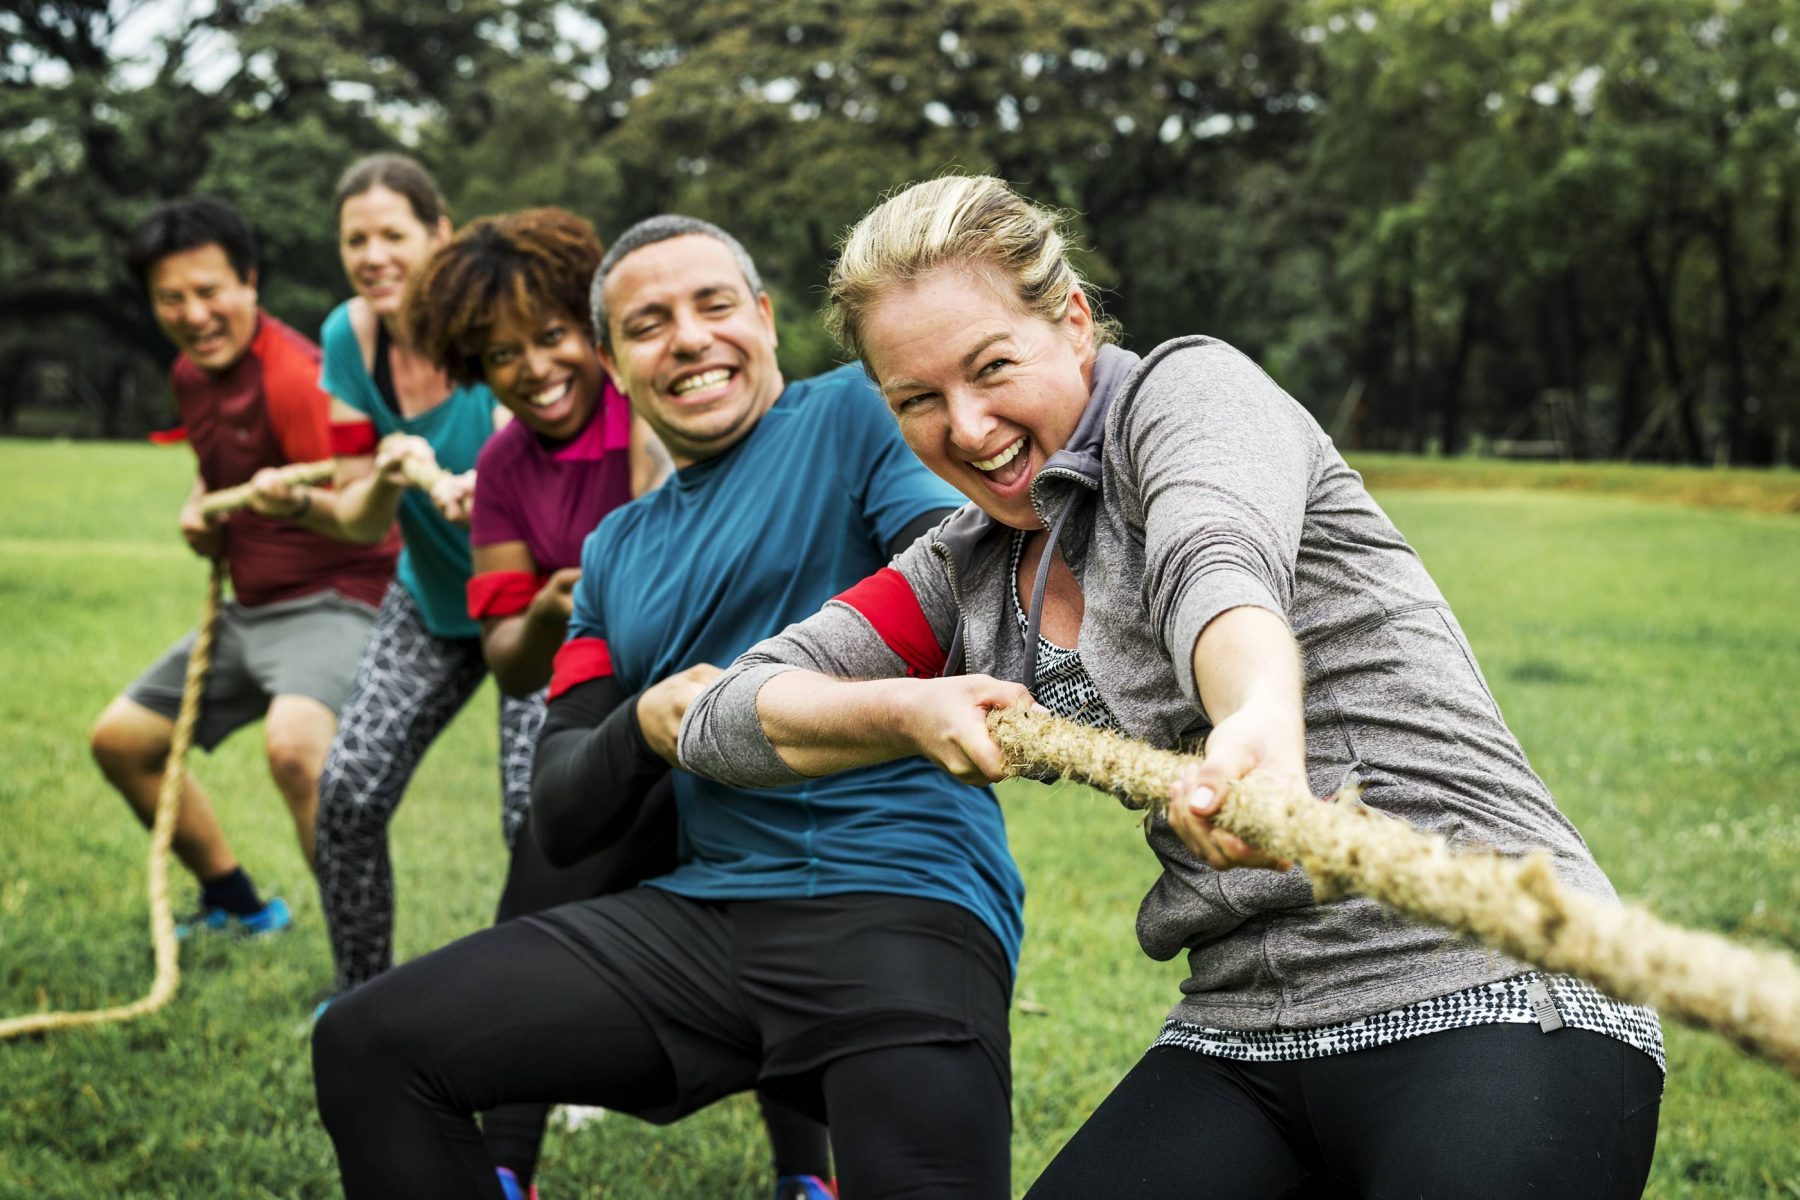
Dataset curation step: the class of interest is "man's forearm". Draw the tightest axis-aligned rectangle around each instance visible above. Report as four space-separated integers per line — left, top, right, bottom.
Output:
481 611 565 698
276 484 358 538
752 671 919 778
532 678 668 867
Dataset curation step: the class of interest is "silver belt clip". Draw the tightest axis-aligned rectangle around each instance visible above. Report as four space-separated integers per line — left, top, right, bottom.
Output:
1526 977 1565 1033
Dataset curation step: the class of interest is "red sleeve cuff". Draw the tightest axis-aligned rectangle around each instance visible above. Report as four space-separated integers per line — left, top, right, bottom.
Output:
832 567 946 678
549 637 614 700
467 571 550 620
330 420 378 456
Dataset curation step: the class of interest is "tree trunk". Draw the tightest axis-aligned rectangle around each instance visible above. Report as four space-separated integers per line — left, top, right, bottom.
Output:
0 349 24 433
97 360 122 440
1561 269 1590 459
1613 310 1648 457
1401 273 1422 453
1633 230 1699 462
1351 288 1398 451
1713 206 1755 466
1439 291 1478 457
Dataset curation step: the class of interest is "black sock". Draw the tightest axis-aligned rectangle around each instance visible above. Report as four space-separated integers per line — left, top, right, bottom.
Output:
200 866 264 916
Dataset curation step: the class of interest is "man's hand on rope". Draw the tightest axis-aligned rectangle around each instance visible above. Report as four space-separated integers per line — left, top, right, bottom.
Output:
638 663 724 765
898 675 1036 787
1167 700 1300 873
178 496 222 558
374 433 440 490
429 470 476 526
246 465 313 521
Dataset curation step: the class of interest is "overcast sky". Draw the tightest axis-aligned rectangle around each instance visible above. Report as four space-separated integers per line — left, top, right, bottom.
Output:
14 0 241 88
24 0 607 90
114 0 240 89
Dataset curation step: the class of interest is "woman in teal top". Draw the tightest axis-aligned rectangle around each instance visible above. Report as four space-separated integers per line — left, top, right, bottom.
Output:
252 154 540 1008
318 299 493 639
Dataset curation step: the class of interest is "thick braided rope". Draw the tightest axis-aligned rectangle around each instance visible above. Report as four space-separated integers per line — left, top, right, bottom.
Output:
195 450 448 520
0 562 223 1040
988 706 1800 1078
197 460 334 516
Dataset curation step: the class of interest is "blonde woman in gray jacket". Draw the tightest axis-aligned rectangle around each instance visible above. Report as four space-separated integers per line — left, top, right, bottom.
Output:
680 176 1663 1199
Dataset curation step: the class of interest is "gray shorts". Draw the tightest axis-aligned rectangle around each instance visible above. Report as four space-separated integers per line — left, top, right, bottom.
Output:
124 591 377 751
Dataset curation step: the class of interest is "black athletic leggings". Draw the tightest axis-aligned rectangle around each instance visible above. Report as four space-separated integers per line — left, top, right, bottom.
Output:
1025 1027 1661 1200
314 921 1009 1199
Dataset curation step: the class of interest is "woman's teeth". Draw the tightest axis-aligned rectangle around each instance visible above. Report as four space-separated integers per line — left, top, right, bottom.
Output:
972 438 1025 473
529 380 570 409
673 368 731 396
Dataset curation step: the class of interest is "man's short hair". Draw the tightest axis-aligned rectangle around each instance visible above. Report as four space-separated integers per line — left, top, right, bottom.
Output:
589 215 763 350
125 197 259 295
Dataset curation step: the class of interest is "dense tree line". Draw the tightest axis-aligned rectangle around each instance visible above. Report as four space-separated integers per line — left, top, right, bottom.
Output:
3 0 1796 462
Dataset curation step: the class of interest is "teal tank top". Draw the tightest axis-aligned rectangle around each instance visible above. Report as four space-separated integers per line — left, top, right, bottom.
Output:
320 301 495 639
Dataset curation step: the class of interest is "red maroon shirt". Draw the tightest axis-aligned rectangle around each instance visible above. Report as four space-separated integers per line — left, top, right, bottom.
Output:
175 312 397 608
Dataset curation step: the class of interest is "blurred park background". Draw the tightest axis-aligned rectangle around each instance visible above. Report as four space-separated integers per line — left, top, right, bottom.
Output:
4 0 1799 464
4 4 1800 1196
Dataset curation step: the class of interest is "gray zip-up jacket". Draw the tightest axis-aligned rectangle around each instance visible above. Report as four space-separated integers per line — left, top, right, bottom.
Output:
681 337 1619 1030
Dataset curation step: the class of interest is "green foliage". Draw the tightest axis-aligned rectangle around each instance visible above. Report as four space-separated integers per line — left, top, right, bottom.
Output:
0 441 1796 1195
2 0 1798 458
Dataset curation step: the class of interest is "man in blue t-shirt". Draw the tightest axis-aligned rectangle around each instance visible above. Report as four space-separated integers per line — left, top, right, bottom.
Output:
315 216 1023 1200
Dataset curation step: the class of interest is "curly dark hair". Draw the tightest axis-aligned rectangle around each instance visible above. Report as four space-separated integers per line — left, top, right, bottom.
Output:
404 207 603 385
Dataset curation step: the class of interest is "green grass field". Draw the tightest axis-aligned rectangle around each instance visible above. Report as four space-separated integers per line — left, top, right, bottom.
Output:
1 439 1796 1198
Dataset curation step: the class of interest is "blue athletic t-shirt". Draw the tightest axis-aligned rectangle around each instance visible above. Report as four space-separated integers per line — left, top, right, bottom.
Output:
568 364 1025 966
320 301 496 639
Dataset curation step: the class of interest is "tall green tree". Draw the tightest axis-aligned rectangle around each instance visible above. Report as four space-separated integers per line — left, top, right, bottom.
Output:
3 0 1794 460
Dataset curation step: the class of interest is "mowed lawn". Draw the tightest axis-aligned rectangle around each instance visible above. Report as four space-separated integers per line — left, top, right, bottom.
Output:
0 438 1795 1198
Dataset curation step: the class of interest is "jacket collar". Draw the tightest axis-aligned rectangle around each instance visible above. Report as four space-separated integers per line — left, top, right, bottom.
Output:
1031 342 1140 497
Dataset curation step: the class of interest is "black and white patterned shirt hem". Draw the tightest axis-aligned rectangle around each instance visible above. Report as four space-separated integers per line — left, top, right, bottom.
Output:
1152 973 1665 1073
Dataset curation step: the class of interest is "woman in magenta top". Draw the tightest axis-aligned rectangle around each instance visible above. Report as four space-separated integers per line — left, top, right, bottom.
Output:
407 209 668 696
462 327 645 693
469 379 633 625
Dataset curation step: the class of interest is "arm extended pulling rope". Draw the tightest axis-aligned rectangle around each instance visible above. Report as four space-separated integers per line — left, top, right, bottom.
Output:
197 461 335 516
0 563 223 1040
195 449 450 519
987 705 1800 1078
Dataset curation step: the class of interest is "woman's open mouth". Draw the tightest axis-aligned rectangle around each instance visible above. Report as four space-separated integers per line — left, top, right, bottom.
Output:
971 436 1031 490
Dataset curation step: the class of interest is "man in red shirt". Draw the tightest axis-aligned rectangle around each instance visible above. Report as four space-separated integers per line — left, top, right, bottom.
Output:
89 198 397 937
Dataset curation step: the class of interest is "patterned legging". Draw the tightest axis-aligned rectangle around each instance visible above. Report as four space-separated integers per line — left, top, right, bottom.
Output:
316 583 545 995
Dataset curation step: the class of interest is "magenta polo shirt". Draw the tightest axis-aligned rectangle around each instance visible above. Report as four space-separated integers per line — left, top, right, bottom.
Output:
470 380 635 572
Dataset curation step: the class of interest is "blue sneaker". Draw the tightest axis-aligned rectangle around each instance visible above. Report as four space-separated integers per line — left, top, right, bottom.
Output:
775 1176 836 1200
495 1167 538 1200
175 895 292 940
